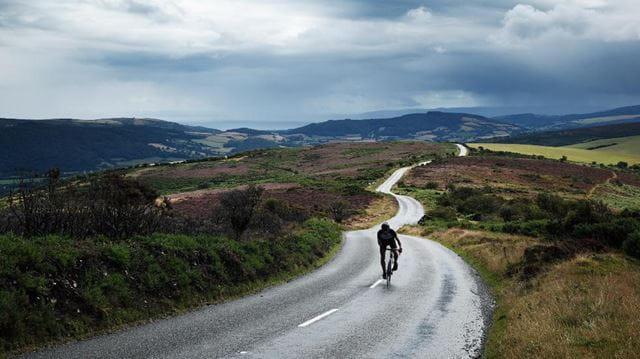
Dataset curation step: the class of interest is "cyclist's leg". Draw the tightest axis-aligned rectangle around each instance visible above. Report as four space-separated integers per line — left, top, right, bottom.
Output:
379 245 387 277
392 249 399 271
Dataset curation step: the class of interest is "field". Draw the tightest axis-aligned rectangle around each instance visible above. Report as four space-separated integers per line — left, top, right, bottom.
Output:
130 142 454 218
469 143 640 165
565 135 640 156
573 114 640 125
400 155 640 210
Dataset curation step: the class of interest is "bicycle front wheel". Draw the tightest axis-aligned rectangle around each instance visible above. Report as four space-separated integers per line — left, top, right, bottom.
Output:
386 260 393 288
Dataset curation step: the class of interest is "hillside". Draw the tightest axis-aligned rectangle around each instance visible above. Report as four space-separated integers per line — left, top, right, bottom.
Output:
3 105 640 180
396 153 640 357
286 111 520 141
494 105 640 130
0 118 223 177
483 122 640 146
468 143 640 165
565 135 640 156
0 112 518 179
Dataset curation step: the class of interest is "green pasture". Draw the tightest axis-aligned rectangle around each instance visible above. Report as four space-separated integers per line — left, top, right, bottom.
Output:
470 143 640 165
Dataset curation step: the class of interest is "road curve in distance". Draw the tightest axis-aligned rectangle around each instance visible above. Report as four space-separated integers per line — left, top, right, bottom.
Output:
21 144 492 359
456 143 469 157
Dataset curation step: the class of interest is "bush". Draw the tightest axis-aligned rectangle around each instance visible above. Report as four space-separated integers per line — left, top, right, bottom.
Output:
426 206 457 221
1 172 164 239
216 185 264 239
622 231 640 259
327 201 352 223
425 181 439 190
573 218 640 248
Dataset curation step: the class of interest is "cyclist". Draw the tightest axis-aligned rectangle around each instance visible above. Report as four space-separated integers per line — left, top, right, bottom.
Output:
377 222 402 279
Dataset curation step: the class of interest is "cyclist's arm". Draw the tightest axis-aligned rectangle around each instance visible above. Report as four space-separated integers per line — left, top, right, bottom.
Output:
394 234 402 251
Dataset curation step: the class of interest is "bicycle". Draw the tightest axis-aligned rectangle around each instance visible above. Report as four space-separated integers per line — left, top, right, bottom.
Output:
385 247 398 288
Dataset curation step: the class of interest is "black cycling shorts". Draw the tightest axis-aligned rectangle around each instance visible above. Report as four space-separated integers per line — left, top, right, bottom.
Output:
379 238 397 250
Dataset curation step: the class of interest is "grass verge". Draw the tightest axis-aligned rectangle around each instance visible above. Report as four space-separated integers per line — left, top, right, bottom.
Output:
0 218 342 358
410 228 640 358
344 194 398 230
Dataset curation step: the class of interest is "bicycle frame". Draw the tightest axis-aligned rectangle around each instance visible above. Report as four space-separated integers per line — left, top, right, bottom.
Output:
385 247 398 288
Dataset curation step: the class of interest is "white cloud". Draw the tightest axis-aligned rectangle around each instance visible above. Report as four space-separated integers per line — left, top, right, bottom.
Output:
1 0 640 122
493 1 640 46
405 6 433 22
0 1 491 57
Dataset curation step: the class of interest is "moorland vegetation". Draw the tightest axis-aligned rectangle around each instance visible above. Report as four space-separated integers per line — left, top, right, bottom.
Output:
398 148 640 357
0 141 453 355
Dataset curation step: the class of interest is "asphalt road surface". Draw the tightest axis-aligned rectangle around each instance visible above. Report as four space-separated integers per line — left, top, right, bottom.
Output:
23 144 492 359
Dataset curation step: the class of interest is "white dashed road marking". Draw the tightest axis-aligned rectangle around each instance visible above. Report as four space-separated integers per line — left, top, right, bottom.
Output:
298 309 339 328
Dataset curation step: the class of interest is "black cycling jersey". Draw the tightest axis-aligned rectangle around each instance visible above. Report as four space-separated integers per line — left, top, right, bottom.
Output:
377 228 398 248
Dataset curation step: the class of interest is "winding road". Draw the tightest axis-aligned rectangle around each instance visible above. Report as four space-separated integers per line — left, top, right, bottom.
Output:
23 143 492 359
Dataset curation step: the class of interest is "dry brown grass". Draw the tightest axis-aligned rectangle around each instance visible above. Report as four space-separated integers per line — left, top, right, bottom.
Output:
344 195 398 230
431 229 536 274
426 229 640 358
498 254 640 358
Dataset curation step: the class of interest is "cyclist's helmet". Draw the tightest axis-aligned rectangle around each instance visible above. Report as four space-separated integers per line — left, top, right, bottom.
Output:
381 222 390 230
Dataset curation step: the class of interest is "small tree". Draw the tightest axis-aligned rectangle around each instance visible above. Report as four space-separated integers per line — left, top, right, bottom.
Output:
617 161 628 169
328 200 351 223
218 185 264 239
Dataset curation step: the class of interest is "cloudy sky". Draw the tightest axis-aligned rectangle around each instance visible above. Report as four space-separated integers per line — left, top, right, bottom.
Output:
1 0 639 128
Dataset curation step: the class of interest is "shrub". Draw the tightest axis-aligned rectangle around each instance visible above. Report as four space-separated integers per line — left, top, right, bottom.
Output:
427 206 457 221
622 232 640 259
327 201 352 223
1 172 164 239
573 218 640 248
216 185 264 239
425 181 439 190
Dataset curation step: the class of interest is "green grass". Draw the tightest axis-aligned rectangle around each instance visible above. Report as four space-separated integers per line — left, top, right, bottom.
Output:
393 186 442 211
572 114 640 125
594 182 640 211
0 218 342 356
470 143 640 165
565 135 640 156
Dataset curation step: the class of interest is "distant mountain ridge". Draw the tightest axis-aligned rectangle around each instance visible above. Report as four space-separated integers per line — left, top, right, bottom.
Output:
0 117 220 177
494 105 640 130
285 111 519 141
2 104 640 178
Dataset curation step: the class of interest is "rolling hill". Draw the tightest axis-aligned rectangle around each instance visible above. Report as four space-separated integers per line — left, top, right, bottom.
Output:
494 105 640 130
0 118 221 177
565 135 640 156
3 105 640 179
468 143 640 165
0 112 520 178
483 122 640 146
469 122 640 166
285 111 520 141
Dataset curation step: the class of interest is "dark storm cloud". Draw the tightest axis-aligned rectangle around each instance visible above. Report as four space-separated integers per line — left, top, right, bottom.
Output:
0 0 639 125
